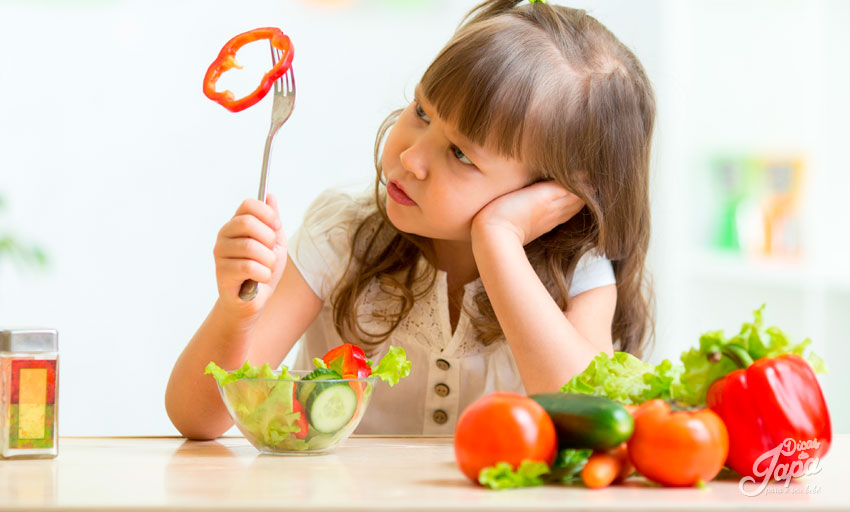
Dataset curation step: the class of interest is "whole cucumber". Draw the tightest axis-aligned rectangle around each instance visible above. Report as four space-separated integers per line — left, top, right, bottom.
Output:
530 393 633 450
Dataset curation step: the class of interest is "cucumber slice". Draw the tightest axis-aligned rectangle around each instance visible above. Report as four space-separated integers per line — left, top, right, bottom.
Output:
306 383 357 434
305 368 343 380
296 368 342 405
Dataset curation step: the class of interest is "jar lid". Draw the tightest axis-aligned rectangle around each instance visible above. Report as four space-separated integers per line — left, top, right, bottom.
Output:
0 329 58 352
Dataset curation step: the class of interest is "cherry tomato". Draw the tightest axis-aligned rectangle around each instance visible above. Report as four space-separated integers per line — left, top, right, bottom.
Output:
627 399 729 487
454 392 557 483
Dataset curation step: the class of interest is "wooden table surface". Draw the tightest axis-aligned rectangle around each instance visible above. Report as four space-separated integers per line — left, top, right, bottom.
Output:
1 435 848 511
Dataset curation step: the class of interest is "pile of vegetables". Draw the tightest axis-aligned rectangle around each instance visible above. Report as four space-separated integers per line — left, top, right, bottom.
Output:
456 305 832 489
206 344 411 451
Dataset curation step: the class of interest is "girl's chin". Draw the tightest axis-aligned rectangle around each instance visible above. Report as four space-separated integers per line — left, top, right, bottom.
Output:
385 198 412 232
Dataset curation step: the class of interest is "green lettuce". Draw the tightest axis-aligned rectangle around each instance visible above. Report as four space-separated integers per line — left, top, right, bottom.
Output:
549 448 593 484
477 448 592 490
560 305 825 407
371 346 412 386
204 361 303 448
478 460 550 490
560 352 679 405
676 304 827 405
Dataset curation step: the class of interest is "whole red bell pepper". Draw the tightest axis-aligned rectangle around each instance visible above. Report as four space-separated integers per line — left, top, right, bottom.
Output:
706 345 831 480
203 27 293 113
322 344 372 379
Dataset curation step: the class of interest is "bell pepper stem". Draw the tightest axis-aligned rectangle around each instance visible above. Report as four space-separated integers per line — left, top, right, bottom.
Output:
708 344 754 369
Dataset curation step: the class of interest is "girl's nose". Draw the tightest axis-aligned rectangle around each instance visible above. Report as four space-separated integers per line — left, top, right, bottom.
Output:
399 143 428 180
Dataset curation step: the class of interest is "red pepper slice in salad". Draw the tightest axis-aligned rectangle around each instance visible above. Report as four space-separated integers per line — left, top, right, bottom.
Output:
202 27 293 113
291 398 309 439
322 344 372 379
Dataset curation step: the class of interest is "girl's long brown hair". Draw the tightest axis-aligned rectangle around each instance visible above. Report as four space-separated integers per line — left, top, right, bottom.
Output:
331 0 656 358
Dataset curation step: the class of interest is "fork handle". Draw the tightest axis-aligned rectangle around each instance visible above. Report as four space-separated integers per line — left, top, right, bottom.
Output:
239 130 277 301
239 280 259 301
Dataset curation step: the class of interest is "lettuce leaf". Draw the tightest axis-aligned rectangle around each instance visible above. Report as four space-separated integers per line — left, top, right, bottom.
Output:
371 346 412 387
559 352 678 405
205 361 302 448
477 449 592 489
560 305 826 407
549 448 593 484
478 460 550 490
204 360 277 386
674 332 741 405
676 304 827 405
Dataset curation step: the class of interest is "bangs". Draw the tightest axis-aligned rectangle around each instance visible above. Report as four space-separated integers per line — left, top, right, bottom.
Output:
420 16 571 170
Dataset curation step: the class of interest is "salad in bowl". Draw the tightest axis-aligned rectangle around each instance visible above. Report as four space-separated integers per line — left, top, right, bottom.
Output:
205 344 411 455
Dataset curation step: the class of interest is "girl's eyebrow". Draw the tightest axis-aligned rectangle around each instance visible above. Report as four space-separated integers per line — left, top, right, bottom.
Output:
413 88 487 165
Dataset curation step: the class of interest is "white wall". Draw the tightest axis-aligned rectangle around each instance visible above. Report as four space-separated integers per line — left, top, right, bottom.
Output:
0 0 846 436
650 0 850 434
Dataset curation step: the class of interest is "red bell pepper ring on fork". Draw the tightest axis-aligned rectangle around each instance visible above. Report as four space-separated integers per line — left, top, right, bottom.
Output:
202 27 294 113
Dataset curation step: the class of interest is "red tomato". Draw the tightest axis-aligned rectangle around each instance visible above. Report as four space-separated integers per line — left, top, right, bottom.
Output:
454 392 557 483
627 399 728 487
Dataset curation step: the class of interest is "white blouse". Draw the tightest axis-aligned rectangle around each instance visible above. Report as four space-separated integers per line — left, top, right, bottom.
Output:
288 188 616 435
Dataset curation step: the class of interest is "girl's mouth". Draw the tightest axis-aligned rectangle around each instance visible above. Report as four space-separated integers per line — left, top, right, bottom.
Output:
388 180 417 206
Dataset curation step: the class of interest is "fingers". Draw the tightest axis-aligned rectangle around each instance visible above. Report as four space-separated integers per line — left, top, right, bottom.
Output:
217 258 273 284
215 197 285 285
266 194 285 246
527 180 585 228
234 198 280 233
220 214 277 249
528 179 571 200
215 237 277 269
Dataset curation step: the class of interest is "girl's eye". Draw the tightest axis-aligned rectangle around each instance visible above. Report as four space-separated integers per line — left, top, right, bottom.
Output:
452 146 473 165
414 103 430 122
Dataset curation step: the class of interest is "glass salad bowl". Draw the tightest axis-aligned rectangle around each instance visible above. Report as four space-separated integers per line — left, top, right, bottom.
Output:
215 369 379 455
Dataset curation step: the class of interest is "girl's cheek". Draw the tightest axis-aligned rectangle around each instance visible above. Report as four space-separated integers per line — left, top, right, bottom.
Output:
382 127 404 167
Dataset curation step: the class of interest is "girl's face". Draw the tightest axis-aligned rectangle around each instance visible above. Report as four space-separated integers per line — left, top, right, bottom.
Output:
381 86 532 242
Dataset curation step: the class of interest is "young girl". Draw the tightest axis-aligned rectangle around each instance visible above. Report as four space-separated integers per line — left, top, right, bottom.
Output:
166 0 655 438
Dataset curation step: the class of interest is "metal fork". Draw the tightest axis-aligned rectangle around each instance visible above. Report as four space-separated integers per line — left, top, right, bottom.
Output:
239 43 296 301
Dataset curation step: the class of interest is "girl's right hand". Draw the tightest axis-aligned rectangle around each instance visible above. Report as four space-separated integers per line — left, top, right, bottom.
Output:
213 194 287 316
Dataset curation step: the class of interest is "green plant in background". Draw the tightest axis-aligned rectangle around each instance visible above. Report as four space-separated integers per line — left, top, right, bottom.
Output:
0 195 48 270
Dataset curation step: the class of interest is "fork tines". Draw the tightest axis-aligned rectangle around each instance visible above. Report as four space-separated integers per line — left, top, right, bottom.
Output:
269 43 294 95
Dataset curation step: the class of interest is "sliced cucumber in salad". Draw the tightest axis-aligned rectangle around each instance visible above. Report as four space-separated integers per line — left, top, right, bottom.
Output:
306 382 358 434
296 368 342 405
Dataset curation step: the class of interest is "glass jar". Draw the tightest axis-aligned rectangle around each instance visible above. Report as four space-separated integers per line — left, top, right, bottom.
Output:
0 329 59 459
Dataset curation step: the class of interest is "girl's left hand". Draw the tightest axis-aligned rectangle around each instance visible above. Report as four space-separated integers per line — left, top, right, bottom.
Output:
471 181 585 245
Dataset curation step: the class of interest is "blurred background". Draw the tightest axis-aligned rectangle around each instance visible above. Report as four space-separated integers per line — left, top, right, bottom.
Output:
0 0 847 436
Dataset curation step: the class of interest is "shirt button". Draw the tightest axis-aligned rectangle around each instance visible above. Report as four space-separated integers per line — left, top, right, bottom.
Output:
433 409 448 425
434 383 450 397
436 359 450 371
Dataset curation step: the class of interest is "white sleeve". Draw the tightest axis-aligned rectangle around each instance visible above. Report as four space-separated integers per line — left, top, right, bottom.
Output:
287 189 365 301
568 250 616 298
